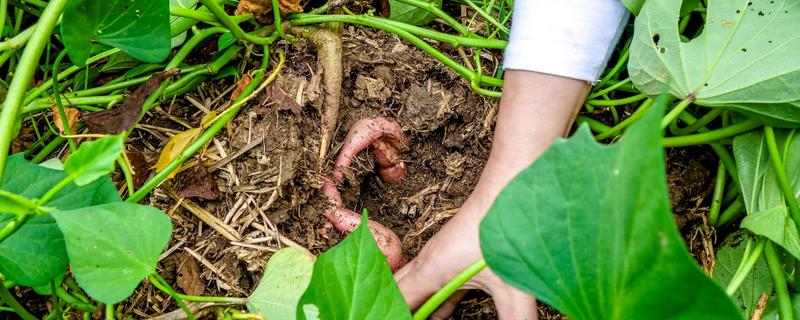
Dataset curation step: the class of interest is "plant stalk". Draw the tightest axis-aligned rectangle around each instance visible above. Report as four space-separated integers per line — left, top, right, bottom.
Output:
765 241 794 320
764 126 800 230
0 0 68 182
412 259 487 320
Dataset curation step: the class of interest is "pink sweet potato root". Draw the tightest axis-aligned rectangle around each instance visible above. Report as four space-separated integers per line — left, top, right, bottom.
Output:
322 117 409 271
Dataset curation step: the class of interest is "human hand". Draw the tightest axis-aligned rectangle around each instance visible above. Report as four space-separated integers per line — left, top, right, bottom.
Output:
394 70 591 319
394 180 538 319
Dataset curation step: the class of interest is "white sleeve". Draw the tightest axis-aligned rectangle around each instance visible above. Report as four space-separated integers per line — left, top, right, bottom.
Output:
503 0 630 83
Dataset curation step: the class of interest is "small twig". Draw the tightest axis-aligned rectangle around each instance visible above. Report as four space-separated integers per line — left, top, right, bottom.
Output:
751 292 769 320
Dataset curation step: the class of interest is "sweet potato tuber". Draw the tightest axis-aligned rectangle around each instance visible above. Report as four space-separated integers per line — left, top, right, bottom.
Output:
322 117 409 271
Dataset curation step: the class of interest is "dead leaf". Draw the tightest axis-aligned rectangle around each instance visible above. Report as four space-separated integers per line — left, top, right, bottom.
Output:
235 0 303 22
176 252 205 296
153 128 201 179
178 164 220 200
84 68 179 134
125 149 150 189
230 73 253 101
51 106 79 134
266 83 302 116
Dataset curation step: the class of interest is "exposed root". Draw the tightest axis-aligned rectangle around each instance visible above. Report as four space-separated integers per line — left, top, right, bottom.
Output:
288 25 343 161
321 117 409 271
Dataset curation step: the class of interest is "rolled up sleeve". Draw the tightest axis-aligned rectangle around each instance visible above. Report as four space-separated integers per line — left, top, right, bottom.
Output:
503 0 630 83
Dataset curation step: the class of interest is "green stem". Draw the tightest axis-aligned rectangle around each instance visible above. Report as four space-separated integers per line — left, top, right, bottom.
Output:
148 275 246 304
24 48 121 105
717 197 745 227
662 119 761 148
31 135 65 163
51 49 77 151
461 0 508 34
586 93 647 106
271 0 284 38
292 14 507 49
764 126 800 230
596 41 630 87
197 0 274 45
577 116 612 133
660 98 693 129
671 108 723 136
394 0 470 35
589 78 630 100
291 15 503 88
0 0 67 182
118 157 135 195
0 20 33 51
412 259 487 320
24 95 124 114
167 27 228 69
595 98 654 140
726 237 766 295
105 304 114 320
708 162 726 226
0 284 36 320
169 7 219 23
149 274 197 320
765 241 794 320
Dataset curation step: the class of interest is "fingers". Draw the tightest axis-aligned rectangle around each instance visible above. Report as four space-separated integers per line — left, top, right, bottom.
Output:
429 290 467 320
482 273 538 320
394 256 448 310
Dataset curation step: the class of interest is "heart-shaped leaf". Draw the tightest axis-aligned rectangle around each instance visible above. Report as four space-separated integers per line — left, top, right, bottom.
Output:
0 154 120 286
479 97 742 319
629 0 800 126
734 129 800 259
714 232 772 317
297 214 410 320
248 248 317 320
61 0 171 66
64 135 124 186
51 202 172 304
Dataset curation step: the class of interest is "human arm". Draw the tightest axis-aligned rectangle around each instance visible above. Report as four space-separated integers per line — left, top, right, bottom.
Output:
394 0 630 319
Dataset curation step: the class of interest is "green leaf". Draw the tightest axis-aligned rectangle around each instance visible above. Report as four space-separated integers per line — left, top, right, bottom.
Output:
218 32 235 51
51 202 172 304
297 215 411 320
61 0 171 66
621 0 644 15
170 0 198 48
0 154 120 287
388 0 442 26
479 97 742 319
248 248 317 320
741 206 800 259
714 232 772 317
764 293 800 319
0 190 38 216
64 135 124 186
100 52 140 73
629 0 800 126
733 128 800 258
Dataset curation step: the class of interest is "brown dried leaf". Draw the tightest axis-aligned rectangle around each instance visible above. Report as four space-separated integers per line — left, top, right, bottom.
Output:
84 68 180 134
179 164 220 200
235 0 303 22
230 73 253 101
266 83 302 116
125 149 150 189
51 106 80 134
176 252 205 296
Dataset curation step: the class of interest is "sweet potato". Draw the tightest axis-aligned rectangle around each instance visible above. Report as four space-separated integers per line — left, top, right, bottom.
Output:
332 117 408 184
321 117 409 271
